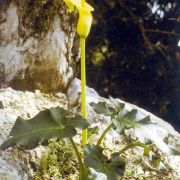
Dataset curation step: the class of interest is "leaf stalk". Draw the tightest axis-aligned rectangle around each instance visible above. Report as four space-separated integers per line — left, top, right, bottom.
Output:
119 141 150 155
70 138 84 179
97 123 113 146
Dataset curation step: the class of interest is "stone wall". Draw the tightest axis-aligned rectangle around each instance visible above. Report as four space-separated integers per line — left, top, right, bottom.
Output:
0 0 79 92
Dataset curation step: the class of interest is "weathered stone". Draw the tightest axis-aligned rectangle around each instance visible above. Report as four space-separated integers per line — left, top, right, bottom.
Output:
0 0 79 92
67 78 180 177
0 88 68 179
0 80 179 179
67 78 180 154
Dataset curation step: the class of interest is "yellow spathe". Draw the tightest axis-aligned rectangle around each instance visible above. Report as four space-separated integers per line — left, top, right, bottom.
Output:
64 0 94 38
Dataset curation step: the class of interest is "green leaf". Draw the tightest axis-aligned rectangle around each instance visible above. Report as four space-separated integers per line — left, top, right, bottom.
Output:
84 144 126 180
109 96 125 113
90 101 115 116
137 115 152 125
112 109 153 134
0 107 89 150
87 126 100 138
65 114 90 129
112 109 138 134
90 97 125 117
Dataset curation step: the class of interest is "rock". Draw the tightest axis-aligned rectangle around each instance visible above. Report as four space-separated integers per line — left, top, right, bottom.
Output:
0 1 78 92
0 88 68 179
67 78 180 154
67 78 100 106
0 80 180 179
67 78 180 177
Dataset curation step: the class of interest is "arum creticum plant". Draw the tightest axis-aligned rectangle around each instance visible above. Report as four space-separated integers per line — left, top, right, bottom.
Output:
0 2 170 179
1 98 165 179
64 0 94 145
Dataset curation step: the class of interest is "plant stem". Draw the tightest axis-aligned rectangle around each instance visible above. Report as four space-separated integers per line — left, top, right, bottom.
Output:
80 37 87 145
97 123 113 146
119 141 150 155
70 138 83 180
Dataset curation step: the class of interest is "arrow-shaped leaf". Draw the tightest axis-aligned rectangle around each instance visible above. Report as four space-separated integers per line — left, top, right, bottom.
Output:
136 115 152 125
112 109 138 134
90 101 116 117
84 144 126 180
0 107 89 150
112 109 153 134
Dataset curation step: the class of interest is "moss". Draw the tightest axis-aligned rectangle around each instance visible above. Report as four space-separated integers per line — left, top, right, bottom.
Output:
16 0 66 38
34 139 79 180
0 0 11 11
1 0 70 38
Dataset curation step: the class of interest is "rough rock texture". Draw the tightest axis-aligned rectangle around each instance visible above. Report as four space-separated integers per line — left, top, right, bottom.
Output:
0 0 79 92
68 78 180 178
0 88 68 179
0 80 180 179
67 78 180 154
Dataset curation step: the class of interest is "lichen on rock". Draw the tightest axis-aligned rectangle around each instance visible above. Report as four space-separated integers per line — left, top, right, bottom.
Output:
0 0 79 92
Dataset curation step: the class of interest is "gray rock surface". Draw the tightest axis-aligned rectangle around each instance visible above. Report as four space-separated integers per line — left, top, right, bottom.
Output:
0 1 78 92
0 88 68 179
67 78 180 154
0 80 180 179
68 78 180 177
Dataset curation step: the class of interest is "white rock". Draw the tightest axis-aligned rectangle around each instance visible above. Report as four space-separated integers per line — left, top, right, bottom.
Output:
67 78 180 176
0 2 76 92
67 78 100 105
68 78 180 154
0 88 68 179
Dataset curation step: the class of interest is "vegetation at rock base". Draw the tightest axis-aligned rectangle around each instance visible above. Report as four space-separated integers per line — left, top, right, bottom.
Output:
34 139 79 180
1 100 179 179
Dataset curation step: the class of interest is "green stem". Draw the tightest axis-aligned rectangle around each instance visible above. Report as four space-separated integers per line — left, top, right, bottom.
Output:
80 37 87 145
70 138 83 179
119 141 150 155
97 123 113 146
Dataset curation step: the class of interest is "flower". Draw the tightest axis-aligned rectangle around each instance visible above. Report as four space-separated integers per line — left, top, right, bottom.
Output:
64 0 94 38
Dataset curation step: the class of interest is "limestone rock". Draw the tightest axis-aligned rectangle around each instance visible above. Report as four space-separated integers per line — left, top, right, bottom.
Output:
0 1 79 92
67 78 180 177
67 78 180 154
0 80 180 179
0 88 68 179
